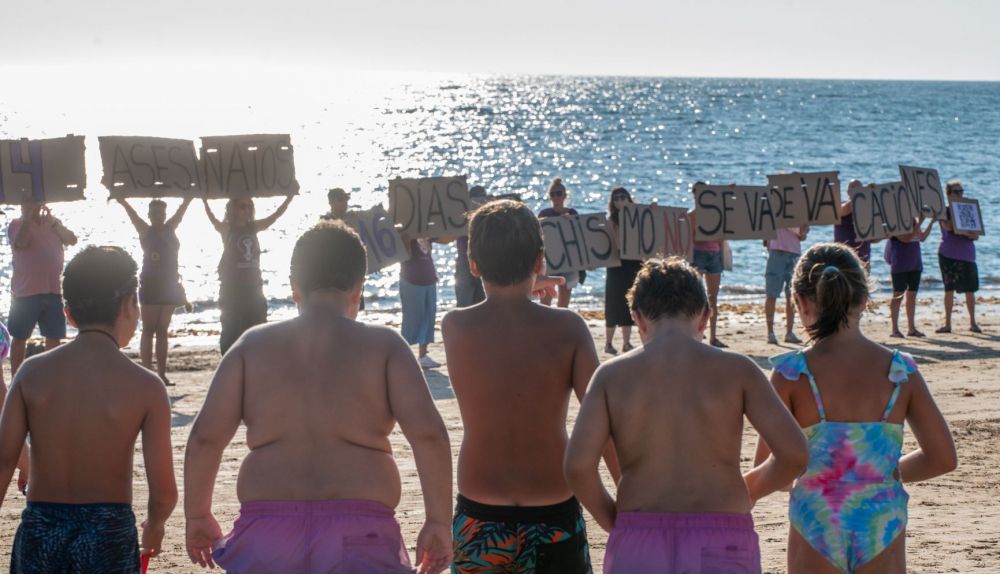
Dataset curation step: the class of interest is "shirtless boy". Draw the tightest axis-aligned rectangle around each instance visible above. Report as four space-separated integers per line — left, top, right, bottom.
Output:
443 200 614 573
184 221 452 573
564 258 808 574
0 246 177 573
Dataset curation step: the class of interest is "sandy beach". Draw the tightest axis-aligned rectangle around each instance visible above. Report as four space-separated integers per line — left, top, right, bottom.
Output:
0 295 997 573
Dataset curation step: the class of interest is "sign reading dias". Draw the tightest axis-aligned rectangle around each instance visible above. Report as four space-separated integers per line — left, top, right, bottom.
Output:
342 205 409 272
200 134 299 198
0 136 86 204
898 165 946 220
618 204 694 261
849 182 919 241
99 136 201 198
389 176 471 238
765 171 842 227
693 185 778 241
541 213 621 274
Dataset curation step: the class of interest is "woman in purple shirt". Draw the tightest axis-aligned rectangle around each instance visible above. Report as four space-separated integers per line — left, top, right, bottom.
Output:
400 237 443 368
834 180 872 266
537 178 579 308
887 219 934 338
936 181 981 333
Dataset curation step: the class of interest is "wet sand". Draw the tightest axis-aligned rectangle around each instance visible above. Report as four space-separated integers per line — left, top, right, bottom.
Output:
1 296 998 573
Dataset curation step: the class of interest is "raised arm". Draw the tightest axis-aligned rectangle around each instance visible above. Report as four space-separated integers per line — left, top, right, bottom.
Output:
167 196 194 228
564 372 617 531
898 371 957 482
184 347 245 568
0 377 30 509
385 332 452 573
569 316 621 482
254 194 294 231
202 199 227 235
140 381 178 557
116 198 150 236
744 364 808 501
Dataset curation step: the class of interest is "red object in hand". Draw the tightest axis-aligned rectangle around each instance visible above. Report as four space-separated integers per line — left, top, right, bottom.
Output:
141 553 151 574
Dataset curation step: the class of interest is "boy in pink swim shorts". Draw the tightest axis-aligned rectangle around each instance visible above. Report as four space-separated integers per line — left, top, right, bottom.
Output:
564 257 809 573
184 221 453 573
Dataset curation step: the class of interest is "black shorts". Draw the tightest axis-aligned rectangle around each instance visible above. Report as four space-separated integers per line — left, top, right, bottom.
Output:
939 254 979 293
891 270 922 293
12 502 139 574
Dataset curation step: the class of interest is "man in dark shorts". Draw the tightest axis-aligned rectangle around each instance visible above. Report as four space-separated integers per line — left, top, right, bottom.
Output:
936 180 982 333
7 201 77 375
443 200 618 573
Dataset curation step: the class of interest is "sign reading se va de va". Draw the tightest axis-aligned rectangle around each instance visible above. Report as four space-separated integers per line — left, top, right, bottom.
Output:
849 182 919 241
618 204 694 261
0 136 86 204
389 176 471 238
693 184 778 241
765 171 842 227
541 212 621 274
200 134 299 198
99 136 201 198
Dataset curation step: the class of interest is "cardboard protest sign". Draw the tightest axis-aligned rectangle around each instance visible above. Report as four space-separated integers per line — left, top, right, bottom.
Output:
541 212 621 274
899 165 946 220
766 171 842 227
200 134 298 198
950 198 985 236
99 136 201 198
389 176 471 238
618 204 694 261
342 205 409 272
0 135 86 204
693 184 778 241
849 182 918 241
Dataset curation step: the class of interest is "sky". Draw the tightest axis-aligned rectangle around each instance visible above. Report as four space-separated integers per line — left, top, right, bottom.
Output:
3 0 999 80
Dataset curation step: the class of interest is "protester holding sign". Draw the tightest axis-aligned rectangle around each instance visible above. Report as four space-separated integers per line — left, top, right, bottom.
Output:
834 180 873 266
117 197 194 385
204 194 295 354
537 178 580 308
936 180 982 334
764 227 808 345
7 202 78 375
400 237 446 368
887 219 935 339
321 187 350 221
605 188 642 355
455 186 487 308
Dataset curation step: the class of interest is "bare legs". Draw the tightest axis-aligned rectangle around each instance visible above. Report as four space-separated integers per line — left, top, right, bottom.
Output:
937 291 981 333
704 272 725 347
765 296 798 344
141 304 176 385
604 326 633 354
542 285 572 308
890 291 924 338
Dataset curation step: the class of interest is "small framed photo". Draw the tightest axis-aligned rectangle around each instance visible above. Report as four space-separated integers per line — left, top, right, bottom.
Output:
950 198 985 236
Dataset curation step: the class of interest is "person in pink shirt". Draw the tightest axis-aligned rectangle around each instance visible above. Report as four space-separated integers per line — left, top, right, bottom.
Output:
7 201 78 375
765 226 808 345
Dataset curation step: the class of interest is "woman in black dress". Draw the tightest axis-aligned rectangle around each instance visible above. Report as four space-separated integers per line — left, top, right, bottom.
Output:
605 187 642 354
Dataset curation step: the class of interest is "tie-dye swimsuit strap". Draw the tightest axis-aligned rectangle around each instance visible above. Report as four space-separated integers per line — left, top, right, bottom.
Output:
770 349 918 574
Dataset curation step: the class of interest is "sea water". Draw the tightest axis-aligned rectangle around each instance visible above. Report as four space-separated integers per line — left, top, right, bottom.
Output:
1 68 997 337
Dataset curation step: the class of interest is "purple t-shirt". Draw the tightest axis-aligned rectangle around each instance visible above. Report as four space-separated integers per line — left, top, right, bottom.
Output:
888 238 922 273
939 225 976 263
401 239 438 286
538 207 578 218
456 236 468 258
833 213 871 263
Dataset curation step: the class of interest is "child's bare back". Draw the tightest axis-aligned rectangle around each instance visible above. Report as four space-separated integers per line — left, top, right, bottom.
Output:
597 336 763 514
444 300 596 506
227 315 416 505
14 337 170 504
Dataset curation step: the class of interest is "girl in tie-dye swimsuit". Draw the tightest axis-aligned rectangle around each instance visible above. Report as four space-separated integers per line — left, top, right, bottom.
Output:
755 242 956 573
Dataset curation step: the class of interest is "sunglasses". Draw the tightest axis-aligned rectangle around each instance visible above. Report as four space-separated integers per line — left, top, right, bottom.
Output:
613 195 629 201
550 190 566 197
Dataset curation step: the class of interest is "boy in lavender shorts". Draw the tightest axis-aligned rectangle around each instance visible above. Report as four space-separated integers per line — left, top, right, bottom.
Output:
565 258 807 574
184 221 453 573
